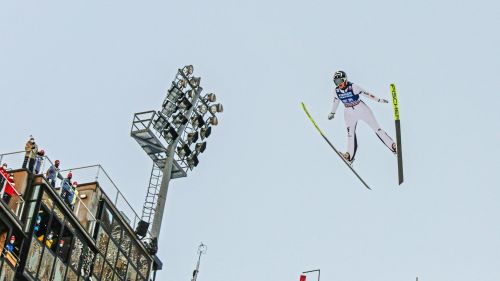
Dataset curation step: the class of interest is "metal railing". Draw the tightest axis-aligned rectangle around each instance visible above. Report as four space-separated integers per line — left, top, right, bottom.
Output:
59 164 151 237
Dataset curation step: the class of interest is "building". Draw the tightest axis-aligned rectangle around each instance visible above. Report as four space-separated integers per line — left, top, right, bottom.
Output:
0 150 161 281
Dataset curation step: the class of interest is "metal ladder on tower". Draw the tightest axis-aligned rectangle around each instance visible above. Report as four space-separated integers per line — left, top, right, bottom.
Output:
141 162 164 226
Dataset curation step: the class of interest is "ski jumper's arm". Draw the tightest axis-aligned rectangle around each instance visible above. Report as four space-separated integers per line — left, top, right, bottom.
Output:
353 84 388 103
330 96 340 114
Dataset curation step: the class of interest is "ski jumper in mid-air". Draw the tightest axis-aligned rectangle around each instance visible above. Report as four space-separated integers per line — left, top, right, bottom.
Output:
328 70 396 163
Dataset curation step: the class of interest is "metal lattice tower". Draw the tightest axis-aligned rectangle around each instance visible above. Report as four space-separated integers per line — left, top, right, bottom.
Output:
141 163 163 224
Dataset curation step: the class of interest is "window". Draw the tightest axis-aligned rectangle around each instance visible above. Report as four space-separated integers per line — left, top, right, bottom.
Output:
106 239 119 265
110 217 122 243
45 214 62 253
57 225 73 262
25 238 43 277
65 267 78 281
115 250 128 280
80 244 95 279
137 254 150 278
23 185 41 232
100 204 113 231
125 265 137 281
0 260 15 281
37 248 55 280
102 261 114 281
97 227 110 254
52 257 67 281
34 205 50 240
92 254 104 280
69 237 83 271
120 232 132 255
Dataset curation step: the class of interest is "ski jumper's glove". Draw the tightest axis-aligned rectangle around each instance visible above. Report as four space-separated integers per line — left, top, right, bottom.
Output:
328 113 335 120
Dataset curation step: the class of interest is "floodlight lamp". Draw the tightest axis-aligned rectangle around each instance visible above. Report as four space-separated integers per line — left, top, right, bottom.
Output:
182 65 194 77
189 77 201 88
167 86 183 102
195 142 207 153
197 104 208 115
208 116 219 126
204 93 216 102
153 114 168 131
178 97 193 111
163 126 179 143
200 126 212 140
161 102 179 117
187 154 200 170
191 114 205 129
187 132 199 145
172 113 188 127
209 103 224 114
177 79 187 90
177 144 192 158
187 89 195 99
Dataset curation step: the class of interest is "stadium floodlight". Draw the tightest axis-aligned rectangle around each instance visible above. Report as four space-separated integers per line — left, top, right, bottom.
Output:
200 126 211 140
178 97 193 111
131 64 223 244
209 104 223 114
187 132 199 145
195 142 207 153
186 153 199 170
204 93 216 103
177 144 192 158
182 65 194 77
191 114 205 129
208 116 218 126
172 113 188 127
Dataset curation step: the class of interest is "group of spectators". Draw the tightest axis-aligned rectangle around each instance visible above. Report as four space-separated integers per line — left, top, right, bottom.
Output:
0 136 81 210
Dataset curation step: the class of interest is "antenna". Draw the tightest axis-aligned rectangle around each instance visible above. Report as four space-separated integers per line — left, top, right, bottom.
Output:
191 243 207 281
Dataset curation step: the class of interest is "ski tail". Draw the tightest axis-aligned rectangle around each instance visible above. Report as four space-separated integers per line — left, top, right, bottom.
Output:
390 84 404 185
301 102 371 190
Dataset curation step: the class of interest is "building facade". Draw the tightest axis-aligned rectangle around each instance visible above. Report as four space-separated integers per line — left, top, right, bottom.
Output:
0 151 159 281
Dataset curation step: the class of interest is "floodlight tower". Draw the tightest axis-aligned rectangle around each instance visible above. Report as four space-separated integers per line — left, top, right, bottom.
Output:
130 65 223 242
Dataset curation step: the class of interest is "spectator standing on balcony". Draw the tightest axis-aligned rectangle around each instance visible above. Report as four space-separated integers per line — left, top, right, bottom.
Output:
34 149 45 174
69 181 79 210
0 163 7 188
46 160 63 188
61 172 73 203
2 175 16 204
23 136 38 172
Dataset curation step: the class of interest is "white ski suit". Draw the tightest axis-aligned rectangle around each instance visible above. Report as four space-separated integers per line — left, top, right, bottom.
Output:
330 82 395 162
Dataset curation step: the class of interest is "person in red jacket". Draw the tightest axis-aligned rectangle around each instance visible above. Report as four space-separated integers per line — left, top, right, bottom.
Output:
0 163 7 188
2 174 16 204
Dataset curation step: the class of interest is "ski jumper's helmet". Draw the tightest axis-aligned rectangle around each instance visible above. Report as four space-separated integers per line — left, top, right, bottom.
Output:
333 70 347 86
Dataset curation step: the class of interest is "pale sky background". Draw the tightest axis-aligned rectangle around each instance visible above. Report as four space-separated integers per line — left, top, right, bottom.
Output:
1 1 500 281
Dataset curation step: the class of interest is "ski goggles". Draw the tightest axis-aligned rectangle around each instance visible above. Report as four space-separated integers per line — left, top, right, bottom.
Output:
334 77 347 86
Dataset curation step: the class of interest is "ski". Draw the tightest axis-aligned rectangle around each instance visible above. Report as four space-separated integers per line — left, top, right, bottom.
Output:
390 84 404 185
301 102 372 190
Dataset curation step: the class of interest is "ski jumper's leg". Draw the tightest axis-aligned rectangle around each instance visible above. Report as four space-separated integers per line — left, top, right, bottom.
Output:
358 102 396 153
344 107 359 161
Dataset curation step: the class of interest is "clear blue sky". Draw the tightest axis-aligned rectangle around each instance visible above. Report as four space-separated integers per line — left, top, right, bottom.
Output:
1 1 500 281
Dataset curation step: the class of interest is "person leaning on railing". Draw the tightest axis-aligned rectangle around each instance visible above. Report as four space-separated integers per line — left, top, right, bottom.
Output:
2 174 16 205
69 181 79 210
60 172 73 204
34 149 45 174
46 160 63 188
0 163 7 188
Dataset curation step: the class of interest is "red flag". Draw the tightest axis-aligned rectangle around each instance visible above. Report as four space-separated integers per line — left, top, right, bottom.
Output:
300 274 307 281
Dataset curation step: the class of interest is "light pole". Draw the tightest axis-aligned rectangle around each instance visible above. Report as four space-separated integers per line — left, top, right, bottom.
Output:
130 65 223 243
191 243 207 281
301 269 320 281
